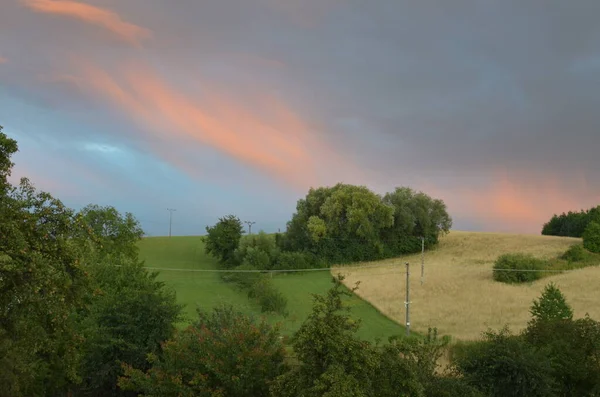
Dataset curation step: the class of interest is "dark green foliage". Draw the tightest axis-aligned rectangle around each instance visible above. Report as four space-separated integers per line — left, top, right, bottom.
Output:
492 253 547 283
248 277 289 315
272 251 320 270
583 221 600 253
561 244 590 262
282 184 451 264
0 176 90 396
542 206 600 237
529 282 573 324
452 327 557 397
220 264 288 316
76 262 182 396
75 204 144 262
203 215 244 267
424 377 486 397
271 275 424 397
524 286 600 396
119 305 287 397
524 316 600 396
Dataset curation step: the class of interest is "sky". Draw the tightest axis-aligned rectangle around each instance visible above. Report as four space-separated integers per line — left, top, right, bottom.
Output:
1 0 599 236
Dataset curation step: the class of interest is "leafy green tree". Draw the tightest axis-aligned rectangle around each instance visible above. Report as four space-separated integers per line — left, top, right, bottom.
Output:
271 276 423 397
204 215 244 267
75 204 144 262
64 204 182 396
76 252 182 395
0 128 90 396
542 206 600 237
284 184 395 263
529 282 573 325
382 187 452 246
119 305 287 397
452 327 556 397
524 285 600 396
583 221 600 253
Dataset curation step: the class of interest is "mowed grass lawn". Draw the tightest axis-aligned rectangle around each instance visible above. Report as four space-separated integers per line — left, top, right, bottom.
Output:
336 231 600 341
137 236 407 342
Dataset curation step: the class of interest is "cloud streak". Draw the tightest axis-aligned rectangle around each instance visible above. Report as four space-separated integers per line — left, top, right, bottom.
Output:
21 0 150 45
69 59 340 189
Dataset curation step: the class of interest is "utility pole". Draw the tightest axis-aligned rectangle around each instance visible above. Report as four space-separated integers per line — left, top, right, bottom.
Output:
244 220 256 235
421 236 425 285
167 208 176 237
405 262 411 336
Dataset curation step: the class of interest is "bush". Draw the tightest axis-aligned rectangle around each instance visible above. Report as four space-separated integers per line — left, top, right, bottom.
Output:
273 251 323 270
561 244 590 262
453 327 556 397
119 305 287 397
493 253 547 284
234 231 279 269
249 278 288 315
583 221 600 253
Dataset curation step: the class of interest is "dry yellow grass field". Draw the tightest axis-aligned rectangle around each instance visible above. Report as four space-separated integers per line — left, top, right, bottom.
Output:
333 231 600 341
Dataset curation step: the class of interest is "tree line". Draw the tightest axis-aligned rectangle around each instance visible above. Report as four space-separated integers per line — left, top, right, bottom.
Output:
541 205 600 238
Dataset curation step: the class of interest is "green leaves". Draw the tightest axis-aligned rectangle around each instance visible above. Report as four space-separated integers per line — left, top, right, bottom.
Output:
119 305 286 397
529 283 573 324
284 183 452 264
204 215 244 267
583 221 600 253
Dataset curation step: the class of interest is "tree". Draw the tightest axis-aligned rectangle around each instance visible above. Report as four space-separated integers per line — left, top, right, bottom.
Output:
75 204 144 263
541 206 600 237
0 127 90 395
204 215 244 267
73 205 182 396
271 275 423 397
524 285 600 396
583 221 600 253
283 184 395 263
382 187 452 245
529 283 573 325
119 305 287 397
452 327 556 397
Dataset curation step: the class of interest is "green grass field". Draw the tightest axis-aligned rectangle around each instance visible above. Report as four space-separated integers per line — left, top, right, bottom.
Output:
137 236 407 342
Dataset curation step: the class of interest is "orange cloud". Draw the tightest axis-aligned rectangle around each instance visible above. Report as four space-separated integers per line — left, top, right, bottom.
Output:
22 0 150 45
422 172 599 234
69 60 350 189
0 57 7 64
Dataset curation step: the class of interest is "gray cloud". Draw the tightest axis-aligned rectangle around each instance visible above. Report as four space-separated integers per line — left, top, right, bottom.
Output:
1 0 599 234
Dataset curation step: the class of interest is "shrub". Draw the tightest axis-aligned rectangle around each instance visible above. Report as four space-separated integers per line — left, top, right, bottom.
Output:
119 305 287 397
561 244 590 262
524 315 600 396
453 327 556 397
234 231 279 268
248 278 288 315
493 253 547 284
272 251 323 270
583 221 600 253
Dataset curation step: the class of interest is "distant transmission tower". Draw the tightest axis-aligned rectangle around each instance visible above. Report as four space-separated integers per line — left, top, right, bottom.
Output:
244 220 256 235
167 208 176 237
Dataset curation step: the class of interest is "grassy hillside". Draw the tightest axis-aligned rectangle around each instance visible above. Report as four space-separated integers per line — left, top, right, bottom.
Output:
137 236 407 341
336 231 600 341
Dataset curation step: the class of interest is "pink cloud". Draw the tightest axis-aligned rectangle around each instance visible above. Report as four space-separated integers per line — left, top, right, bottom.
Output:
66 59 361 190
21 0 150 45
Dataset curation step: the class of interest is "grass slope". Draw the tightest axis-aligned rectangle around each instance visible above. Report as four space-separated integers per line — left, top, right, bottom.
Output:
138 236 406 341
336 231 600 341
